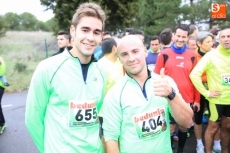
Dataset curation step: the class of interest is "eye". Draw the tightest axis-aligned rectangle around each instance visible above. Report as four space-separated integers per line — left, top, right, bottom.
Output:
120 53 127 57
82 29 88 33
94 31 101 35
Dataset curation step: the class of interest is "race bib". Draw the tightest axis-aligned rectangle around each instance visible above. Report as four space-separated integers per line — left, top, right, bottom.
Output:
68 100 98 128
221 74 230 86
133 107 167 139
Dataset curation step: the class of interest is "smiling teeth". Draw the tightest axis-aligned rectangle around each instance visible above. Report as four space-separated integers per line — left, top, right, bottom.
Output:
83 43 93 47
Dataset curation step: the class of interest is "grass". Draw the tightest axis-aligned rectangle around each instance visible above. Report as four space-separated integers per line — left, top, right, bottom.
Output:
0 31 58 92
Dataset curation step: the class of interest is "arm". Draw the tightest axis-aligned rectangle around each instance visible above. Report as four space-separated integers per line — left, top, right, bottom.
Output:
154 52 164 74
106 140 119 153
192 56 201 110
189 53 211 98
25 61 50 153
168 92 193 128
153 68 193 129
102 86 122 153
167 76 193 128
0 57 6 76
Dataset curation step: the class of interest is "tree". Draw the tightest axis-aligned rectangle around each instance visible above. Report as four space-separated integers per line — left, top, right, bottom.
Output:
40 0 138 34
44 18 56 31
0 15 7 37
19 12 38 31
134 0 182 35
4 12 20 30
180 0 230 29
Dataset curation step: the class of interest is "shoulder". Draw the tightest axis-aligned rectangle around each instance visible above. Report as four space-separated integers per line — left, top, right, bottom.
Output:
106 76 127 93
185 49 196 56
34 52 69 78
160 48 172 54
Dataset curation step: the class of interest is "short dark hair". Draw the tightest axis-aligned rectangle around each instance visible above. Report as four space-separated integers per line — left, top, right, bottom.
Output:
175 24 190 36
103 31 111 36
101 38 117 55
57 30 71 40
189 24 197 35
210 27 221 36
150 35 160 43
160 28 172 45
129 29 143 35
125 28 134 33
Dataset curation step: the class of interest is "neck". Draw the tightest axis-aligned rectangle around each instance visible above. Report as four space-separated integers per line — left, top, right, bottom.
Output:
128 67 148 88
163 44 171 48
70 47 91 64
151 49 160 53
198 48 206 56
104 53 117 62
171 43 187 54
218 45 230 56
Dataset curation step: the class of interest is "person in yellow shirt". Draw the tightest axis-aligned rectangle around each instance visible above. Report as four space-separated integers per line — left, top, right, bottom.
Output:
97 37 124 151
190 28 230 153
0 57 8 134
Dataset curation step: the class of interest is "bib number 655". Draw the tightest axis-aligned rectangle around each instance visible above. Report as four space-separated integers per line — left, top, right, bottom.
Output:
75 108 97 121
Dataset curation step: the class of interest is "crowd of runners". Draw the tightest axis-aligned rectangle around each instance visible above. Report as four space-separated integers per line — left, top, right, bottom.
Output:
24 2 230 153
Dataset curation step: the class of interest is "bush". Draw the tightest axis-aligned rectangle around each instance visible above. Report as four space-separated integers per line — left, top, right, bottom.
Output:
14 62 27 72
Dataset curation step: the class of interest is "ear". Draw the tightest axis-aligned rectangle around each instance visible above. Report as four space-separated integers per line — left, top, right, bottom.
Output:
144 47 148 58
197 41 201 47
70 25 75 37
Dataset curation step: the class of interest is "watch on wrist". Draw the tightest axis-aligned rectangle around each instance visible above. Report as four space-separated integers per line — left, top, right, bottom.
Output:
167 87 176 100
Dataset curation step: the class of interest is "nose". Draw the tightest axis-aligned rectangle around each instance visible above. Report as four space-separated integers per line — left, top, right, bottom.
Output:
87 32 94 41
178 37 183 41
128 54 135 62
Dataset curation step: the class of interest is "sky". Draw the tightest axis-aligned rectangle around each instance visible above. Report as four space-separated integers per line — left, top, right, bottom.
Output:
0 0 54 22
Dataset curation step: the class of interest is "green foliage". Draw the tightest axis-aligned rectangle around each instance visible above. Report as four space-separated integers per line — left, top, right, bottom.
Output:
180 0 230 29
14 62 27 72
4 12 20 30
44 18 56 31
19 12 38 31
0 15 6 37
135 0 182 35
3 12 55 32
40 0 138 34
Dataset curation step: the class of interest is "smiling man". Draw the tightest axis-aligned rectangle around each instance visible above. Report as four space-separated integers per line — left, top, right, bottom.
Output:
25 2 106 153
102 35 193 153
154 24 200 153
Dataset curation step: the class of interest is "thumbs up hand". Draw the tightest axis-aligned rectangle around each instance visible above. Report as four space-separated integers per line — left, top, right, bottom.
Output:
153 68 172 97
160 67 166 78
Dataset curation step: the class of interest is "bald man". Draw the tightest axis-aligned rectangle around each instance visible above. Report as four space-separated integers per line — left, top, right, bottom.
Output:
102 35 193 153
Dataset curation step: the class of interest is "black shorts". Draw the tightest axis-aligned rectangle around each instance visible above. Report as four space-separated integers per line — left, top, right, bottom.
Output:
194 94 207 125
207 102 230 122
99 117 103 136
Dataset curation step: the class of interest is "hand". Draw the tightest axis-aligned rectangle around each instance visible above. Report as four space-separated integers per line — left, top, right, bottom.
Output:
208 90 221 98
193 102 200 112
153 68 172 97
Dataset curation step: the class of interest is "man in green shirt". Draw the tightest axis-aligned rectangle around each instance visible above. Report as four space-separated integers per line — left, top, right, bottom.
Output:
103 35 193 153
25 2 106 153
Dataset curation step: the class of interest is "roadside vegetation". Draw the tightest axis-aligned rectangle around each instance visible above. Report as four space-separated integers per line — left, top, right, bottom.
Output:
0 31 57 92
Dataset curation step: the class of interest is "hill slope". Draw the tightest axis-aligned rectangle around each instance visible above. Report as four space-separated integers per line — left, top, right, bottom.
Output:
0 31 57 92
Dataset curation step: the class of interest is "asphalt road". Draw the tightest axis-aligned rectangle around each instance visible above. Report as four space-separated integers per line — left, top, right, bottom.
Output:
0 91 39 153
0 91 227 153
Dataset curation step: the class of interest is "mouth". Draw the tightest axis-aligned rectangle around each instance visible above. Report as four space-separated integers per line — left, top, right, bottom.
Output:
82 42 95 47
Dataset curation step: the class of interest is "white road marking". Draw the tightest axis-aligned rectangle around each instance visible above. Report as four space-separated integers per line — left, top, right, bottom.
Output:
2 104 12 108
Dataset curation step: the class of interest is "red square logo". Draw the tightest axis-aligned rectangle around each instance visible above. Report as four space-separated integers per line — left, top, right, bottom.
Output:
211 3 227 19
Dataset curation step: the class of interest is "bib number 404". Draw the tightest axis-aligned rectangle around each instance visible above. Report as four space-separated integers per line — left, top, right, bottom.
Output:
142 116 162 132
75 108 97 121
